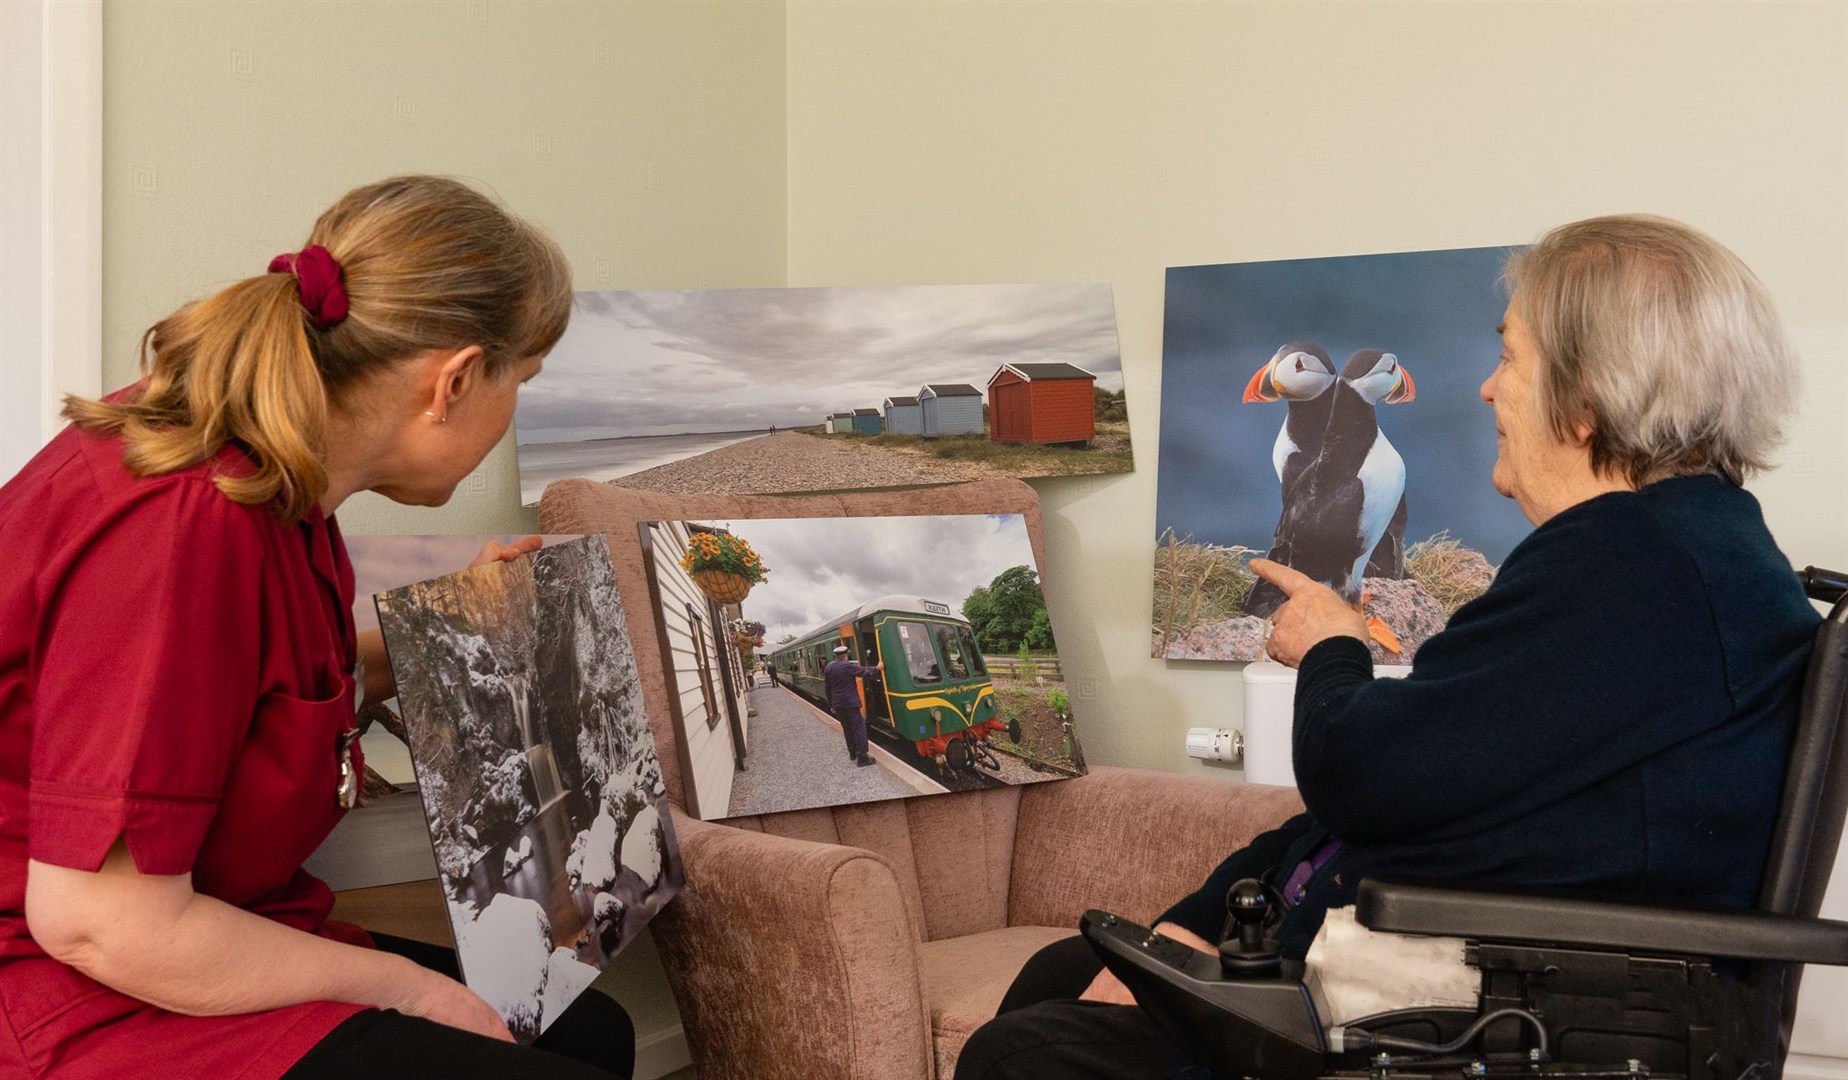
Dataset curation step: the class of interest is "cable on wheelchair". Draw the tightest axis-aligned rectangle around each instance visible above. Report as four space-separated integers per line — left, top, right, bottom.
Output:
1326 1007 1549 1059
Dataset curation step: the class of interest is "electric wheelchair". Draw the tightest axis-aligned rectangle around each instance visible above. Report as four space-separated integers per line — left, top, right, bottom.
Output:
1084 567 1848 1080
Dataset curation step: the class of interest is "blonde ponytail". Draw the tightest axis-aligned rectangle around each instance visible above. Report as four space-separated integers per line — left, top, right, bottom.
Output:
65 175 572 523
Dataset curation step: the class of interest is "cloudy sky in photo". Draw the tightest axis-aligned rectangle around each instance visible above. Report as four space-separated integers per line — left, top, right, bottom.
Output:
679 514 1038 645
517 283 1123 444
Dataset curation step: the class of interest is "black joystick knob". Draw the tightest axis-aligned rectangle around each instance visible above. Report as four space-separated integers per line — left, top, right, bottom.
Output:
1218 878 1282 977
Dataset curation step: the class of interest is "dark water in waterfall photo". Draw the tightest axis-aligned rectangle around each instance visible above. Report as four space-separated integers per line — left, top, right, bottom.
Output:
373 536 683 1042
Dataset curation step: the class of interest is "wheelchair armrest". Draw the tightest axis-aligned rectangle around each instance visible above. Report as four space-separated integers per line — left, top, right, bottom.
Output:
1356 877 1848 965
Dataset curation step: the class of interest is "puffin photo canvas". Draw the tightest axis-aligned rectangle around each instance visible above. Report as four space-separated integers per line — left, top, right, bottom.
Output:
1152 245 1534 663
371 535 682 1042
513 283 1131 505
641 512 1086 821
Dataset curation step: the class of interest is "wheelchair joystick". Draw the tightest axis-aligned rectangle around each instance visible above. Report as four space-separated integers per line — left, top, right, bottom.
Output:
1218 878 1283 977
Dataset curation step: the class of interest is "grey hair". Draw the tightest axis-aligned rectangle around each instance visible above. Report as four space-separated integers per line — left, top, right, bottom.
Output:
1504 214 1799 486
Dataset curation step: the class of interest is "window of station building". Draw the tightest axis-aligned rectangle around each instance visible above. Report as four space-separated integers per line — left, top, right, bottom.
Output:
895 621 942 684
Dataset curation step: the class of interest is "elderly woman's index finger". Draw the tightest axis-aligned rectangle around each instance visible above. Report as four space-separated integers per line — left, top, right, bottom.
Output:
1248 557 1314 595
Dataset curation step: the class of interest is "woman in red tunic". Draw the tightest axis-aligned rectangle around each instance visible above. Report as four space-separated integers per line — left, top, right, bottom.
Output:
0 176 632 1078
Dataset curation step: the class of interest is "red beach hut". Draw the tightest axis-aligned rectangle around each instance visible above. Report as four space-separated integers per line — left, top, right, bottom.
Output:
986 363 1098 445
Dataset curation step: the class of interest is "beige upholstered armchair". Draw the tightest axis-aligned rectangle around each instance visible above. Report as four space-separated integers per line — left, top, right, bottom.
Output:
539 478 1304 1079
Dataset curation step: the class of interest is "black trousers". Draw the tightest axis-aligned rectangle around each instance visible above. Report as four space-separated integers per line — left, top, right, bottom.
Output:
281 933 635 1080
954 935 1208 1080
834 704 868 758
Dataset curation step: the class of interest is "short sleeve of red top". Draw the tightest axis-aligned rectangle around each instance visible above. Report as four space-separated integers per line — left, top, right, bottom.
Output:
0 426 373 1079
29 475 268 873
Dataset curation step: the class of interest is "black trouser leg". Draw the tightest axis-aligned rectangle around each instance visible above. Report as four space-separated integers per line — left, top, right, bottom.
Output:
996 934 1102 1014
955 999 1187 1080
956 934 1197 1080
835 706 857 756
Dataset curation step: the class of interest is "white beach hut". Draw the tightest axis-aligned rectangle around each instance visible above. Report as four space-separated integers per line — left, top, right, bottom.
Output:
918 384 985 438
882 395 923 435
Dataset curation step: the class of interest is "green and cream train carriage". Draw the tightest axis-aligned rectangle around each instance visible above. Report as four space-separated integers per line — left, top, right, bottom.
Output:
770 595 1012 774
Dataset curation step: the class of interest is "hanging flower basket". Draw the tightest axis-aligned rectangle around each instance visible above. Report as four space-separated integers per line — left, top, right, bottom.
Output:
681 530 770 605
693 569 754 605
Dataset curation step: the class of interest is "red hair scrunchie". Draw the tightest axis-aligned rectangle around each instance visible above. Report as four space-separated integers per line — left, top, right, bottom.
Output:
267 244 350 330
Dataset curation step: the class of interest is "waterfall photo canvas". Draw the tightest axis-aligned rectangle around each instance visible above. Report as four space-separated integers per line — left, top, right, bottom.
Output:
374 535 681 1041
1153 246 1532 663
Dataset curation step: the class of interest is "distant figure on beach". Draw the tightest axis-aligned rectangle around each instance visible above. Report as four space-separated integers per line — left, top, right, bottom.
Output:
824 644 883 768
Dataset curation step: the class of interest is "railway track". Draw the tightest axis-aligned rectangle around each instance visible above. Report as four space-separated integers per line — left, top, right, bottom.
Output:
862 717 1007 793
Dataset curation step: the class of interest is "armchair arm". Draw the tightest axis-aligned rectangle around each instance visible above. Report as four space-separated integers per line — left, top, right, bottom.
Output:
1008 766 1305 928
650 811 933 1080
1356 878 1848 965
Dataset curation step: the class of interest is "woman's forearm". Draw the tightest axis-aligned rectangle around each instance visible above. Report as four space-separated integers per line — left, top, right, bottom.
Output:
358 628 394 706
29 846 420 1019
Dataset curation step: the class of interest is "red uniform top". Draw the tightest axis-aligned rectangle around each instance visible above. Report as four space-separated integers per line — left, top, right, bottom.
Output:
0 424 374 1078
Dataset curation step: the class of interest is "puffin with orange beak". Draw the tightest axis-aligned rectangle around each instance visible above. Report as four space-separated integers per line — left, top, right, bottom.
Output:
1242 342 1340 499
1244 347 1415 656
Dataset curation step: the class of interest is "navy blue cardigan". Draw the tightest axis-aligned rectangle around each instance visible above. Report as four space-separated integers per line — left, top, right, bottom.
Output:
1161 475 1817 959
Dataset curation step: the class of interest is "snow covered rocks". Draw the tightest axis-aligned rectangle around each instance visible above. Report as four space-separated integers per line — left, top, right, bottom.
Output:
621 803 666 893
503 834 534 876
455 894 552 1041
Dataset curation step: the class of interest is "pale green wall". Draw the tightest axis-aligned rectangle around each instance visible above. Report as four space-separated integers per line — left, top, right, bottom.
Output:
104 0 788 537
102 0 787 1056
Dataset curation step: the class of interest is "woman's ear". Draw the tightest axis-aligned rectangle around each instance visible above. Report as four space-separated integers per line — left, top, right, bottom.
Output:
428 346 486 418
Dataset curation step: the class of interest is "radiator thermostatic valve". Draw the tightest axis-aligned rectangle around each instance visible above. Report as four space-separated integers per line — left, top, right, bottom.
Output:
1186 727 1243 764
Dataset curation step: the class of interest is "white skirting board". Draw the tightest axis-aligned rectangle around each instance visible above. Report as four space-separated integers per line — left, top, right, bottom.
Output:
1789 1054 1848 1080
635 1024 692 1080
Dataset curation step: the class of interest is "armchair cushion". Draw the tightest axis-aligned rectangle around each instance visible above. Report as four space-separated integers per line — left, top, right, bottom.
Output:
920 926 1077 1077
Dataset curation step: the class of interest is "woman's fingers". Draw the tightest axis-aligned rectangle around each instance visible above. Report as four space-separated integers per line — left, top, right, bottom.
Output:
467 535 543 569
1249 558 1328 600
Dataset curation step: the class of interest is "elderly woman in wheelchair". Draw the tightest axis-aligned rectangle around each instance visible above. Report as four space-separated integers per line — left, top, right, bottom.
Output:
956 214 1842 1080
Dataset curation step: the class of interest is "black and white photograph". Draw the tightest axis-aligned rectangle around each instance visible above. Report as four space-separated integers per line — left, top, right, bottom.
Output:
645 513 1086 821
372 536 682 1041
515 283 1132 503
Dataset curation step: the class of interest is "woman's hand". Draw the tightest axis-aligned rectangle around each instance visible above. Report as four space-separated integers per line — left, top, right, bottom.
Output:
469 535 542 569
1079 921 1217 1006
385 963 515 1042
1249 559 1368 667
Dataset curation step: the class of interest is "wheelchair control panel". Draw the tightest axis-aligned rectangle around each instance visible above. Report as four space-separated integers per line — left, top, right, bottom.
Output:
1081 879 1748 1080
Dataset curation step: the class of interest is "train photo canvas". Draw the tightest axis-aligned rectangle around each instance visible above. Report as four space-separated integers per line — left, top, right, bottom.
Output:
369 535 682 1041
514 283 1132 505
1153 246 1533 663
641 512 1086 821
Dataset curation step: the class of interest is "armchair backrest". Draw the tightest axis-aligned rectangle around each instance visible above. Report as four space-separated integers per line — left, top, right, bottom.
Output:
1756 568 1848 1058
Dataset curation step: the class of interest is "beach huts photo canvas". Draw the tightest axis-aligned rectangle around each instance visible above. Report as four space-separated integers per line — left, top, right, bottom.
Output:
1152 246 1531 663
515 283 1132 503
371 536 682 1041
640 512 1086 821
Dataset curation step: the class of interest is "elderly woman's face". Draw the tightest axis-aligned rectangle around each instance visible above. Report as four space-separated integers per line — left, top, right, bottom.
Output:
1481 303 1570 523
